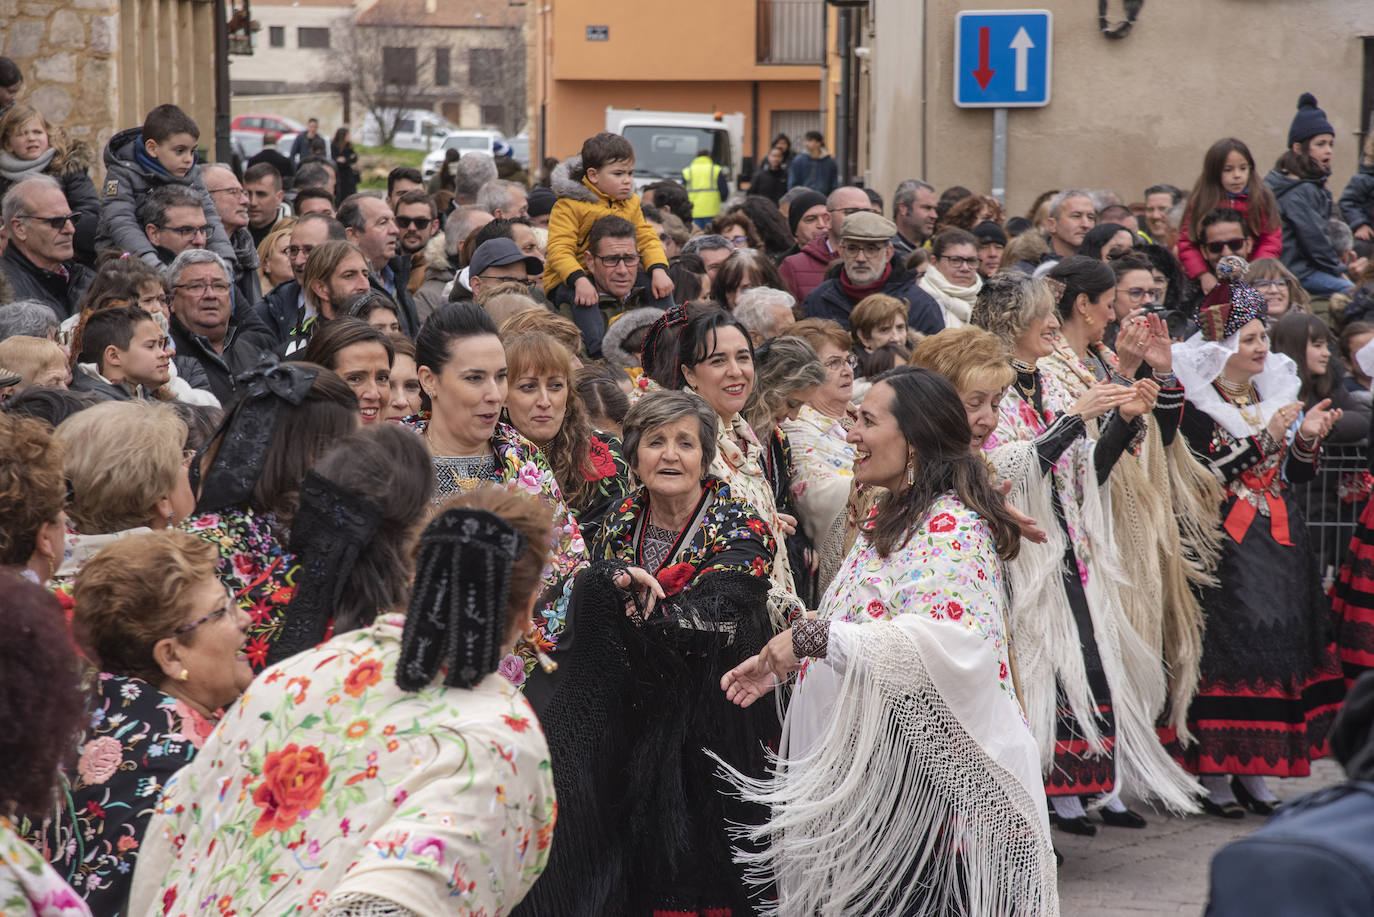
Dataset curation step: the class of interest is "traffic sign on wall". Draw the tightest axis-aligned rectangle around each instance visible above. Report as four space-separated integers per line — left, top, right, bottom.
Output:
954 9 1052 108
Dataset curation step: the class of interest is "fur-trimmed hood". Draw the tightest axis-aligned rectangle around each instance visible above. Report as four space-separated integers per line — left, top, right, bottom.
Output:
551 155 602 204
53 139 95 176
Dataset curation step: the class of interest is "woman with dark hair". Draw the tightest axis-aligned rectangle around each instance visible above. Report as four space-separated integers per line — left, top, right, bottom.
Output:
1170 257 1345 815
667 252 707 303
575 364 630 437
383 332 423 421
771 132 793 164
920 228 983 328
1272 312 1369 441
743 336 827 603
707 210 764 251
0 572 88 910
181 359 358 669
1264 94 1353 297
1077 222 1138 262
734 196 794 261
26 531 250 912
720 367 1056 915
518 390 776 917
503 332 630 544
0 412 67 586
656 306 799 612
132 484 562 917
709 248 784 310
410 302 586 674
301 316 395 426
331 125 358 199
342 289 403 335
971 272 1204 833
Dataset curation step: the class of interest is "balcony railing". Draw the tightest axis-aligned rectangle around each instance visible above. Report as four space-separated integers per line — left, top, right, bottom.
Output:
756 0 823 65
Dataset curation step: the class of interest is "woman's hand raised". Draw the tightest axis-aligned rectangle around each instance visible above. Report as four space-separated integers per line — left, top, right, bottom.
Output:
722 628 800 707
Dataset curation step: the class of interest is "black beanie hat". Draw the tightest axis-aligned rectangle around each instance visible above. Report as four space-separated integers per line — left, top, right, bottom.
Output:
787 189 827 238
527 186 556 220
1288 93 1334 148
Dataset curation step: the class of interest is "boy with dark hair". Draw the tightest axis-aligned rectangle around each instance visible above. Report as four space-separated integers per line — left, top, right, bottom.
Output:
71 305 171 401
97 104 237 274
0 57 22 117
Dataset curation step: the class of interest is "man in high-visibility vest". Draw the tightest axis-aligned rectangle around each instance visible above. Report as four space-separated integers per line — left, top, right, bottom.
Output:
682 149 727 227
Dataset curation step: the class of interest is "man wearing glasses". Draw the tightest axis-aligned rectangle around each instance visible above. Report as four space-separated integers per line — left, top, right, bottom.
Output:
203 163 262 306
0 174 94 319
1181 208 1254 315
138 185 213 266
800 210 944 337
552 214 674 358
166 248 276 404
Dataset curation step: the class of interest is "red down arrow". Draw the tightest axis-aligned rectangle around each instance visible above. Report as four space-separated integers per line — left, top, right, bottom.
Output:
972 26 995 89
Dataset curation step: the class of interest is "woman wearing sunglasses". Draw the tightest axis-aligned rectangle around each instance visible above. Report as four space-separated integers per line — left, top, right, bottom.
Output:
25 530 251 915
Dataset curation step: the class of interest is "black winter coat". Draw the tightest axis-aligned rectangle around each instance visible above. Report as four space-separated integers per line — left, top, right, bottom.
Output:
800 260 945 335
1339 163 1374 233
1264 168 1344 280
0 243 94 320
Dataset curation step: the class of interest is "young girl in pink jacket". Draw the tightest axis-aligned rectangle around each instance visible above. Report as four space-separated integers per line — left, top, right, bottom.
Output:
1178 138 1283 293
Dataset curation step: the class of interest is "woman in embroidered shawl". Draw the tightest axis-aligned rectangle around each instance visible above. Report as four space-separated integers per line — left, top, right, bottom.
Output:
969 272 1204 834
408 303 587 673
180 359 358 671
1038 255 1226 824
131 461 561 917
518 389 777 917
644 306 799 618
1168 256 1346 816
25 531 250 915
720 367 1056 917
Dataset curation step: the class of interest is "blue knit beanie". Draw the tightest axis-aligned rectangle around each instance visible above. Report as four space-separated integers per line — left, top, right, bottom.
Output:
1288 93 1334 147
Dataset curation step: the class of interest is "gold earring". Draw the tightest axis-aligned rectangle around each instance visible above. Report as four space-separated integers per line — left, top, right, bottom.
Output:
178 668 189 681
1083 312 1093 326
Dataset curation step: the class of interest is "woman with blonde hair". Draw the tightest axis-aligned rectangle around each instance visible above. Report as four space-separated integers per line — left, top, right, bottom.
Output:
849 293 909 355
0 102 100 263
256 217 298 292
1244 257 1310 320
0 335 68 390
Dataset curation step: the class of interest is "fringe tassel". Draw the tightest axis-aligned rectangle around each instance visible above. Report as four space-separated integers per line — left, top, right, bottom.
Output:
715 621 1059 917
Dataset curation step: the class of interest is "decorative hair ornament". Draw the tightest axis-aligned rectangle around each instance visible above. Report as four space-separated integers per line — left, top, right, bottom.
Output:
1196 255 1266 343
396 507 527 691
1042 276 1067 306
640 305 689 382
266 470 384 667
190 357 320 513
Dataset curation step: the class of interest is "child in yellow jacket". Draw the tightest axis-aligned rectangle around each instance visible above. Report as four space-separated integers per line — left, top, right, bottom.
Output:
543 132 674 305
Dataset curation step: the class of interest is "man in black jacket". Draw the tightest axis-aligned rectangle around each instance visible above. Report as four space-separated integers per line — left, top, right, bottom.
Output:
252 212 346 349
0 174 94 320
339 192 420 336
801 210 944 335
166 249 276 404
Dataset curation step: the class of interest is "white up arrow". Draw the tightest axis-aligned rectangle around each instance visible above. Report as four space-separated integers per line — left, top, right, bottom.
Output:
1010 27 1034 93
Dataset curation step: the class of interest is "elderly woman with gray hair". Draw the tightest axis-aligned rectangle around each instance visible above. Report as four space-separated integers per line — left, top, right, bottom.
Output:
519 387 779 916
734 286 797 346
743 335 827 604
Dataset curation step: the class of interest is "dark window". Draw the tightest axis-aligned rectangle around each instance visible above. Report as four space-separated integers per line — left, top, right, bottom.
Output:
268 26 284 47
435 47 451 86
469 48 500 88
481 104 504 127
297 27 330 49
383 46 418 85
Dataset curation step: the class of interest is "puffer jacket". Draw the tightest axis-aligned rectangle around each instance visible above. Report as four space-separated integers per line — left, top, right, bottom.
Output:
542 156 668 291
779 231 836 302
1340 163 1374 233
0 140 101 264
1264 168 1344 280
96 127 237 272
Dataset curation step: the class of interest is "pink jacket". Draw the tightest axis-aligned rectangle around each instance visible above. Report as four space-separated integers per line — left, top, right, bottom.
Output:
780 232 837 302
1177 191 1283 279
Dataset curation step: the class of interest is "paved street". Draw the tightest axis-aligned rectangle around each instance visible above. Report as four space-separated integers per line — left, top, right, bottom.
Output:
1056 758 1343 915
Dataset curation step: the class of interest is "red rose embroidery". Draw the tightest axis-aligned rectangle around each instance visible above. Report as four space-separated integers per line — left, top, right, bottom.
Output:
502 713 531 733
658 563 695 596
585 437 617 480
929 513 957 533
163 886 178 916
343 659 383 697
865 600 886 619
999 660 1009 680
946 601 964 621
251 743 329 836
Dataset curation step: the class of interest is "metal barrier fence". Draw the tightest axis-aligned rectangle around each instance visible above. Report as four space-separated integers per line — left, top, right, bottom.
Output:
1295 440 1371 588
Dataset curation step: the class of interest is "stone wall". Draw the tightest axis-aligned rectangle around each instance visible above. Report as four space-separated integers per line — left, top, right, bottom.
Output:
0 0 217 179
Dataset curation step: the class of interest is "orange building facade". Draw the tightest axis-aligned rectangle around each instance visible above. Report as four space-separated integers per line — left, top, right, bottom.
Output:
530 0 824 167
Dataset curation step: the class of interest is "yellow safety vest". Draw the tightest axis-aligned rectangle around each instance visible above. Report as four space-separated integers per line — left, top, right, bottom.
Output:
682 156 723 219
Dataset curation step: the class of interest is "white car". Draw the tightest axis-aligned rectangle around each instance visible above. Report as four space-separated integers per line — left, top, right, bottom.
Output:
359 109 458 151
421 130 507 182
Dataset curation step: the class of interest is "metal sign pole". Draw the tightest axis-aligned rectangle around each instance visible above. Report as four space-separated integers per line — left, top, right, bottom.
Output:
991 106 1007 204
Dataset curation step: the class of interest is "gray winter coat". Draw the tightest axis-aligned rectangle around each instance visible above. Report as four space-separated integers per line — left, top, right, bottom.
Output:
1264 169 1344 281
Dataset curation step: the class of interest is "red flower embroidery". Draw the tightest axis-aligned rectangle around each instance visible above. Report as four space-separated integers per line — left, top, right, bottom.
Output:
946 601 964 621
244 637 270 669
746 518 768 536
749 556 770 577
585 437 617 480
343 659 383 697
251 744 329 836
163 885 178 916
865 600 886 619
999 660 1009 680
231 554 258 578
928 513 957 533
658 563 695 596
502 713 532 733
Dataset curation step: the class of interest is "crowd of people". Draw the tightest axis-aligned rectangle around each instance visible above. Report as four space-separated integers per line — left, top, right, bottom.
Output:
5 61 1374 913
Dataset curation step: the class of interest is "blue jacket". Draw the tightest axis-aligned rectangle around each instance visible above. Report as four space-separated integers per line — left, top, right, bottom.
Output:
252 279 304 350
1339 163 1374 232
1264 168 1344 280
1207 784 1374 916
800 261 944 336
787 153 838 195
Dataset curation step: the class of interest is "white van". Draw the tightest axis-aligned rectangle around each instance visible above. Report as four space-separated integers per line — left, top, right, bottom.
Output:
420 130 507 182
359 109 457 151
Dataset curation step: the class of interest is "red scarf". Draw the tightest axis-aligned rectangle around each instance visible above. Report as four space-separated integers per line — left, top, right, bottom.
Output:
840 262 892 302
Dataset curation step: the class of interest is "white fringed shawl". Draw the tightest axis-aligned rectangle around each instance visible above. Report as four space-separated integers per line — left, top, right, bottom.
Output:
986 383 1202 814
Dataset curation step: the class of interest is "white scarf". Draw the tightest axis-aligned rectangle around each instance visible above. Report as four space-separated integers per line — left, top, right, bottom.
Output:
1172 331 1301 438
919 263 982 328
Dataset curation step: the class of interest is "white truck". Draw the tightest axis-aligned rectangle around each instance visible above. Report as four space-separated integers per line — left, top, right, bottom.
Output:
605 108 745 193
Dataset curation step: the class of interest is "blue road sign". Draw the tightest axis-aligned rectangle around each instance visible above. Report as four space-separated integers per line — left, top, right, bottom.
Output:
954 10 1052 108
